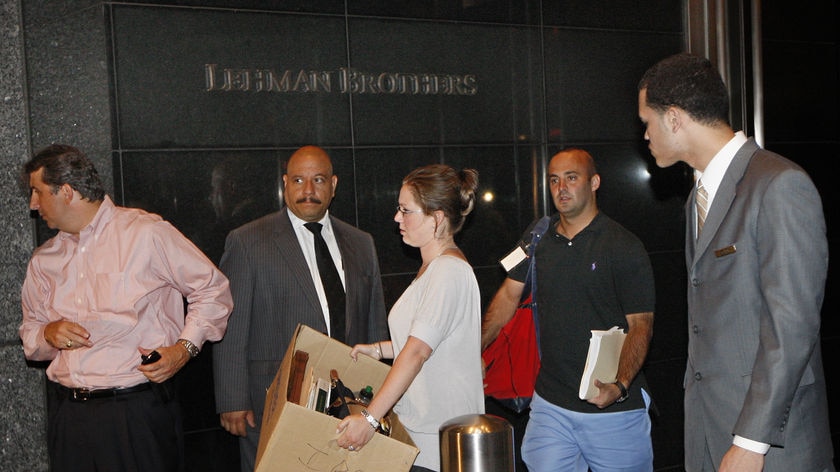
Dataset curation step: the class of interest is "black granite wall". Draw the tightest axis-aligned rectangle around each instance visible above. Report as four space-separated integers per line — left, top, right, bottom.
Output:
8 1 837 471
104 3 686 470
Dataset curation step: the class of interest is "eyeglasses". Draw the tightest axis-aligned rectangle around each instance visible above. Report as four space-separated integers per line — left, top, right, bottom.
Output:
396 205 424 215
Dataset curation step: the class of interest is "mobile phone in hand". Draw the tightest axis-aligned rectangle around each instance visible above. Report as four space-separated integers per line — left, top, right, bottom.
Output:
141 350 161 365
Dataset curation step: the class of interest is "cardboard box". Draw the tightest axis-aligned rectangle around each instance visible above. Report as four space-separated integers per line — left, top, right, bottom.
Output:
255 324 420 472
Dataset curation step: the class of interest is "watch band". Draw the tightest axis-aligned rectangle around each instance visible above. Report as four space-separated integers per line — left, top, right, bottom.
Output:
178 338 200 358
360 409 380 431
614 380 629 403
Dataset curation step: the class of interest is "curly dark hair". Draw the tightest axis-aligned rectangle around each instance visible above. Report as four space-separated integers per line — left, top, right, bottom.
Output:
23 144 105 202
638 52 730 126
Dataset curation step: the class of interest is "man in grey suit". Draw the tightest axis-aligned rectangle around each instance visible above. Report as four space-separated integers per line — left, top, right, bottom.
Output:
213 145 389 471
638 53 834 472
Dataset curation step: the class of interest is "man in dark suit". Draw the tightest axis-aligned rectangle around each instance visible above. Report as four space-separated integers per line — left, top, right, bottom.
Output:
638 53 834 472
213 145 388 471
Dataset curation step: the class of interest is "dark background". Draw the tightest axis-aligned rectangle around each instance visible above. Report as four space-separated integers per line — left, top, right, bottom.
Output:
19 1 838 470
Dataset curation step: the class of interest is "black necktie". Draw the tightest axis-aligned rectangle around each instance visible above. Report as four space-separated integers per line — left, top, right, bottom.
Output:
304 222 346 343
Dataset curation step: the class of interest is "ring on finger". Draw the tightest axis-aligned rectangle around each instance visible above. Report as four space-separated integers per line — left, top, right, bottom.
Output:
65 340 72 348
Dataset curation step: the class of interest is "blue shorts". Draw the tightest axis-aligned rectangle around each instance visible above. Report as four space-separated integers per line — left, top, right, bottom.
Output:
521 390 653 472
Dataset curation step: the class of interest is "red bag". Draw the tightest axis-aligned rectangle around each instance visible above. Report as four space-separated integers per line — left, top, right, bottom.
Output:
483 216 549 413
482 293 541 413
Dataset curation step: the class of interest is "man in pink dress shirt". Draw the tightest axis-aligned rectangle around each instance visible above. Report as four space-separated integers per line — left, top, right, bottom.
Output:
19 144 233 472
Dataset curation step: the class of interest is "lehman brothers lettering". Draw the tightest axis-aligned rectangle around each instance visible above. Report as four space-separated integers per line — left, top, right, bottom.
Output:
204 64 478 96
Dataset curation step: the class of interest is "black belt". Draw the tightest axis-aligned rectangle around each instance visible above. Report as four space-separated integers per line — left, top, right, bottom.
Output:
59 382 152 402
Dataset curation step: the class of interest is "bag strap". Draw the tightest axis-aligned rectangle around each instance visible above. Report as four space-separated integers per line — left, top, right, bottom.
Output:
525 216 551 357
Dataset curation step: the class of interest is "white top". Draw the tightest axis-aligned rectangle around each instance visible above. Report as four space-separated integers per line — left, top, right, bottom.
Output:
389 255 485 471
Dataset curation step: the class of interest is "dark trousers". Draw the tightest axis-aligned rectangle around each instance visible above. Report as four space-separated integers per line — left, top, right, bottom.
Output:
47 380 184 472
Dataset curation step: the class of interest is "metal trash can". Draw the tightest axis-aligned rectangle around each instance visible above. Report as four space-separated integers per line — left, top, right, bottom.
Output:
439 414 514 472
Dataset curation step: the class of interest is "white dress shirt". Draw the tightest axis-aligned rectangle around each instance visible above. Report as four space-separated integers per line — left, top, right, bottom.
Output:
288 210 346 336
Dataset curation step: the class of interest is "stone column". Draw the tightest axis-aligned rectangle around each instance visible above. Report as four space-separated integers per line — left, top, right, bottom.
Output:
1 1 115 470
0 0 49 470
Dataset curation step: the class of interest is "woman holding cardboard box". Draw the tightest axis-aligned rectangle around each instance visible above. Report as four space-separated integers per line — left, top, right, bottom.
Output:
336 164 484 471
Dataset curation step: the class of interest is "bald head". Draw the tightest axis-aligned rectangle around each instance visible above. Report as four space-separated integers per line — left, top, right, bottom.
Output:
550 148 597 179
289 146 333 172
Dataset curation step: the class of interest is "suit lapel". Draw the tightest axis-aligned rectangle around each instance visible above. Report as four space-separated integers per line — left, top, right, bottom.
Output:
274 208 322 313
691 139 758 266
330 216 353 332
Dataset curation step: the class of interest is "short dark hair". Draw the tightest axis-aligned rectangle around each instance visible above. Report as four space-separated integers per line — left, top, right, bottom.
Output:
638 52 730 126
23 144 105 201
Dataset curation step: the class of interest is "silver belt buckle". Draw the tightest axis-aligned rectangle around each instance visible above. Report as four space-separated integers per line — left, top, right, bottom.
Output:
72 388 92 401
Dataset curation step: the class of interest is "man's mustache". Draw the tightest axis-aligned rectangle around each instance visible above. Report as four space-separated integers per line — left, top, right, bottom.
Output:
296 197 322 204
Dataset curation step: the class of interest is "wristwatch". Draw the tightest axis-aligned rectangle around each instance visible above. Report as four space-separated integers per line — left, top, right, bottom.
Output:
360 409 380 431
614 380 629 403
178 338 200 358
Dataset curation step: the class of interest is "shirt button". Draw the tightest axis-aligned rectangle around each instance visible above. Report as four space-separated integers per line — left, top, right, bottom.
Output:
694 372 702 381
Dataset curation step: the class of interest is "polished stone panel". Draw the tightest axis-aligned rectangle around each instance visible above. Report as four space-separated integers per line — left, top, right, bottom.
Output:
348 20 544 145
762 0 837 42
111 6 351 148
443 145 541 263
115 150 283 263
107 0 343 13
646 252 689 361
22 2 114 194
353 146 538 274
349 0 541 24
543 28 683 143
762 42 838 141
543 1 683 31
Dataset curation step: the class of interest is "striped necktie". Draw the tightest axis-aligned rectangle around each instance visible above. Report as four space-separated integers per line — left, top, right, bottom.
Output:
696 180 708 237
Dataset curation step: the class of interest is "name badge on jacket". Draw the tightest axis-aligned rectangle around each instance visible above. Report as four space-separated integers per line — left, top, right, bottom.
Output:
714 245 737 257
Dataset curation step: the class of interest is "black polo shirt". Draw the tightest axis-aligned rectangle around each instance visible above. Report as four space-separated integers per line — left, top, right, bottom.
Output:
509 212 655 413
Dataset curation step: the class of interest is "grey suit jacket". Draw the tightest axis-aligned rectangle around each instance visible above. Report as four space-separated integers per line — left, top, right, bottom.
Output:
683 139 833 471
213 208 388 420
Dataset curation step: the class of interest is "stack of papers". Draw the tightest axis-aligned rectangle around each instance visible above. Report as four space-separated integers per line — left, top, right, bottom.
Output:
305 372 332 413
578 326 626 400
